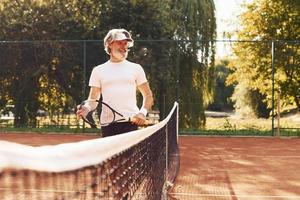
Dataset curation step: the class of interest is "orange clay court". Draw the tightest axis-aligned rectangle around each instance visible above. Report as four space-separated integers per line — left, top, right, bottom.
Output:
1 133 300 200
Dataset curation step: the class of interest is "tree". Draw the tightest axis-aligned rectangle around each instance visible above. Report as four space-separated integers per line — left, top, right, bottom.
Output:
169 0 216 128
207 59 234 112
228 0 300 116
0 0 94 126
0 0 216 128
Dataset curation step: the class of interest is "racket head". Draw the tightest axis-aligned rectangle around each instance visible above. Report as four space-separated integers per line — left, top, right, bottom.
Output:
79 100 129 127
99 102 131 126
99 102 117 126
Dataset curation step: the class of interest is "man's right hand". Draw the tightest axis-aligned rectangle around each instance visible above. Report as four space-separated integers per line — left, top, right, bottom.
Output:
76 105 90 118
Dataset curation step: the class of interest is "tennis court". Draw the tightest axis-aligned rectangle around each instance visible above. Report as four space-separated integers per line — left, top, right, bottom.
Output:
170 136 300 200
1 133 300 199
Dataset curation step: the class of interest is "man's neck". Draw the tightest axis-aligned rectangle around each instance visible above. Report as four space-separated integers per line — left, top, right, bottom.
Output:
110 57 126 63
109 51 127 62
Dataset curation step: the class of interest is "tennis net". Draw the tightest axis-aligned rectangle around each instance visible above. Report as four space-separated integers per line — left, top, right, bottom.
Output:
0 102 179 200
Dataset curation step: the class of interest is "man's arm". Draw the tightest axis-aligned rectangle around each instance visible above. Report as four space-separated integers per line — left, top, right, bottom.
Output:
137 82 154 112
87 86 101 101
132 82 153 125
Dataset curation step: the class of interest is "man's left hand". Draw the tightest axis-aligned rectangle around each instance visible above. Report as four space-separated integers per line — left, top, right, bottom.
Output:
132 113 147 126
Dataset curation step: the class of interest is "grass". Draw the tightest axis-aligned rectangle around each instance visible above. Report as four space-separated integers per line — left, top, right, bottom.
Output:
180 128 300 137
180 113 300 137
1 113 299 137
180 129 273 136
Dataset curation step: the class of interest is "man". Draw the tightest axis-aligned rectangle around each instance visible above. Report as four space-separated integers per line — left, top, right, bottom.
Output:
77 28 153 137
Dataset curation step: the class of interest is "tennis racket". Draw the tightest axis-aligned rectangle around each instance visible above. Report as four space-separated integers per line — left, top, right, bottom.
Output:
78 100 138 128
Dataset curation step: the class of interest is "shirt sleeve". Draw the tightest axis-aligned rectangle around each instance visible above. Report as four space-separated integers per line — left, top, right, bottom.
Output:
136 64 148 86
88 67 101 88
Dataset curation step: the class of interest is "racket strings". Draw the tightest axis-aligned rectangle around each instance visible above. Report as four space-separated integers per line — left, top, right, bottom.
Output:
100 104 117 125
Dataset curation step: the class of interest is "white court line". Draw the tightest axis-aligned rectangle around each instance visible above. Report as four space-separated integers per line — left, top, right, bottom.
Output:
201 154 300 158
168 192 300 199
205 148 300 151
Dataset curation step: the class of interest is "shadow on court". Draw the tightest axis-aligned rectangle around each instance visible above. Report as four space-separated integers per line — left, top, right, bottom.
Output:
169 136 300 200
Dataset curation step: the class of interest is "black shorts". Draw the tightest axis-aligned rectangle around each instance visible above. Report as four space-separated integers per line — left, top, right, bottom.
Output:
101 122 138 137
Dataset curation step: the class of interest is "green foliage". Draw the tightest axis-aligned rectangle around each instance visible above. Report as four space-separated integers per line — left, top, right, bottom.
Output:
170 0 216 128
0 0 94 126
230 83 270 118
228 0 300 117
207 59 234 111
0 0 216 129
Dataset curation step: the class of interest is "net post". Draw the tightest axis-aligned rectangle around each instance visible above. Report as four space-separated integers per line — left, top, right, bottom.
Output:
164 123 169 200
271 40 275 136
176 102 179 143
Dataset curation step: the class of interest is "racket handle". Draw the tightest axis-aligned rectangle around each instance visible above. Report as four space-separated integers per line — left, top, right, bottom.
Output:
128 117 152 126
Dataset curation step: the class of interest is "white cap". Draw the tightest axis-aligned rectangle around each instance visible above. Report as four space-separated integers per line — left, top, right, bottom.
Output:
104 29 134 54
114 32 133 41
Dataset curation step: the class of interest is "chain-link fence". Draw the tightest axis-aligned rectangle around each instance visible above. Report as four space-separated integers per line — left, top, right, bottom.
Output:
0 40 299 135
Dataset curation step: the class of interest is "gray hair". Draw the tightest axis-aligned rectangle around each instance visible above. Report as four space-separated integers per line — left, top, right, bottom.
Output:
104 29 134 54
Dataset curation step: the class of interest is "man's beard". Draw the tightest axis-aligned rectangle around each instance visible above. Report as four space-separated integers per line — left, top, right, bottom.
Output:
115 49 128 59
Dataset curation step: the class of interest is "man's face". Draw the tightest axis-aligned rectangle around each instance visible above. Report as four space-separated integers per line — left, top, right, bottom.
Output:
109 40 129 62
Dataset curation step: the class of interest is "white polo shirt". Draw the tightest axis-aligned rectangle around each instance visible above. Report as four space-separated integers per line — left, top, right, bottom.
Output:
89 60 147 123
